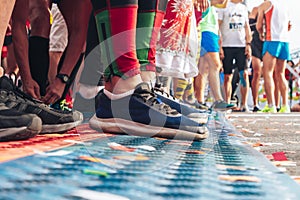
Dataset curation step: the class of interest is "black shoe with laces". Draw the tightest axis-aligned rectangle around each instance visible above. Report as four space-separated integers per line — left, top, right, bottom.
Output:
0 103 42 141
252 106 261 112
0 76 83 133
90 83 208 141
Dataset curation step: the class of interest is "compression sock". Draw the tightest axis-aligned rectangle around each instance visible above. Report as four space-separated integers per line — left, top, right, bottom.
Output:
29 36 50 96
136 0 168 72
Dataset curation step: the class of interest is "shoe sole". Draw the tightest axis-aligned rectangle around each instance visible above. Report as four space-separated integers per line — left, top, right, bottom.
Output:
187 113 208 124
213 105 236 112
40 112 83 133
89 115 209 141
0 116 42 141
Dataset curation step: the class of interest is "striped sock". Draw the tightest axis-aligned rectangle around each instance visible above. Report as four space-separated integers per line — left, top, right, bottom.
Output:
174 78 188 100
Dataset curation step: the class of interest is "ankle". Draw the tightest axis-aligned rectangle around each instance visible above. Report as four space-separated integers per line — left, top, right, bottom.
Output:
105 75 143 94
140 71 156 82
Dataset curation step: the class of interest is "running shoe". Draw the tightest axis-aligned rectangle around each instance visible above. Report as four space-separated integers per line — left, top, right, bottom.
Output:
230 96 238 107
152 84 208 124
184 100 209 110
210 100 235 111
291 103 300 112
252 106 261 112
90 83 209 141
278 105 291 113
240 106 250 112
51 99 73 111
0 103 42 141
0 76 83 133
259 105 277 113
51 92 73 111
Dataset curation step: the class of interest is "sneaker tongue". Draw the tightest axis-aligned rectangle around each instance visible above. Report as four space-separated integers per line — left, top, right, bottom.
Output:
134 82 151 94
0 76 15 91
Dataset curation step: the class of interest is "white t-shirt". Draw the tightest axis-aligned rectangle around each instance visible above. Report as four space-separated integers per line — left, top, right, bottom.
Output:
218 1 248 47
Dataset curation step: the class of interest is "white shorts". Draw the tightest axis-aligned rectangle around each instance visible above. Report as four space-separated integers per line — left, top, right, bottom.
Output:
49 4 68 52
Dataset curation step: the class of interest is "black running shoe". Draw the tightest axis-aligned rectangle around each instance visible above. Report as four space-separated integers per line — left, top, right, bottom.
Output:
0 76 83 133
0 103 42 141
90 83 208 141
252 106 261 112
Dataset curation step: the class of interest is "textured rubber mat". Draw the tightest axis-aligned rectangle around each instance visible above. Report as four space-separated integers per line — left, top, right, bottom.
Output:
1 113 300 200
0 124 111 162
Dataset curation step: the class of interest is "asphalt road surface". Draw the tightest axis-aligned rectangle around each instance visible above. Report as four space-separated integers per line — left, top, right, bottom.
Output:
226 112 300 184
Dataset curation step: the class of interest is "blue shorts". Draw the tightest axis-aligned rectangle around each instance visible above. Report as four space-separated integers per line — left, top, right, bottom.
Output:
262 41 291 60
200 31 219 57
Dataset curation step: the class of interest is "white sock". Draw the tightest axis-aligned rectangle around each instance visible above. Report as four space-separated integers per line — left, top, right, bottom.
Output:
104 89 134 100
5 73 15 82
144 79 156 88
79 84 104 99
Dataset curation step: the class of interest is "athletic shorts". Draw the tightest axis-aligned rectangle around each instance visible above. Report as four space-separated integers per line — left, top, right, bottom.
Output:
200 31 219 57
262 41 291 60
251 37 263 60
222 47 247 75
49 4 68 52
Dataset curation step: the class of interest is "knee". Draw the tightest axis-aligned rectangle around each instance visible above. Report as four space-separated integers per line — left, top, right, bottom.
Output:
213 63 222 72
274 72 285 82
252 70 261 79
224 74 232 84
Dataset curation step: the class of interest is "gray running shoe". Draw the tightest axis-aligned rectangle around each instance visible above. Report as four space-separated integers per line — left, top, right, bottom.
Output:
0 103 42 141
0 76 83 133
211 100 235 111
184 100 209 111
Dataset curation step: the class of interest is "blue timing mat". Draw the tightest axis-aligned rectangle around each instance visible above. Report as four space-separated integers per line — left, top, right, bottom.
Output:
1 112 300 200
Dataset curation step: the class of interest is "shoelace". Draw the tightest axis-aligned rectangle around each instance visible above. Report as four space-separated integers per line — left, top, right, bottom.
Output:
133 89 178 115
152 84 177 101
5 77 71 114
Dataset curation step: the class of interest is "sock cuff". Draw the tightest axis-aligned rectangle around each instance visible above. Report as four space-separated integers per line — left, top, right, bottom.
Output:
104 89 134 100
145 79 156 89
